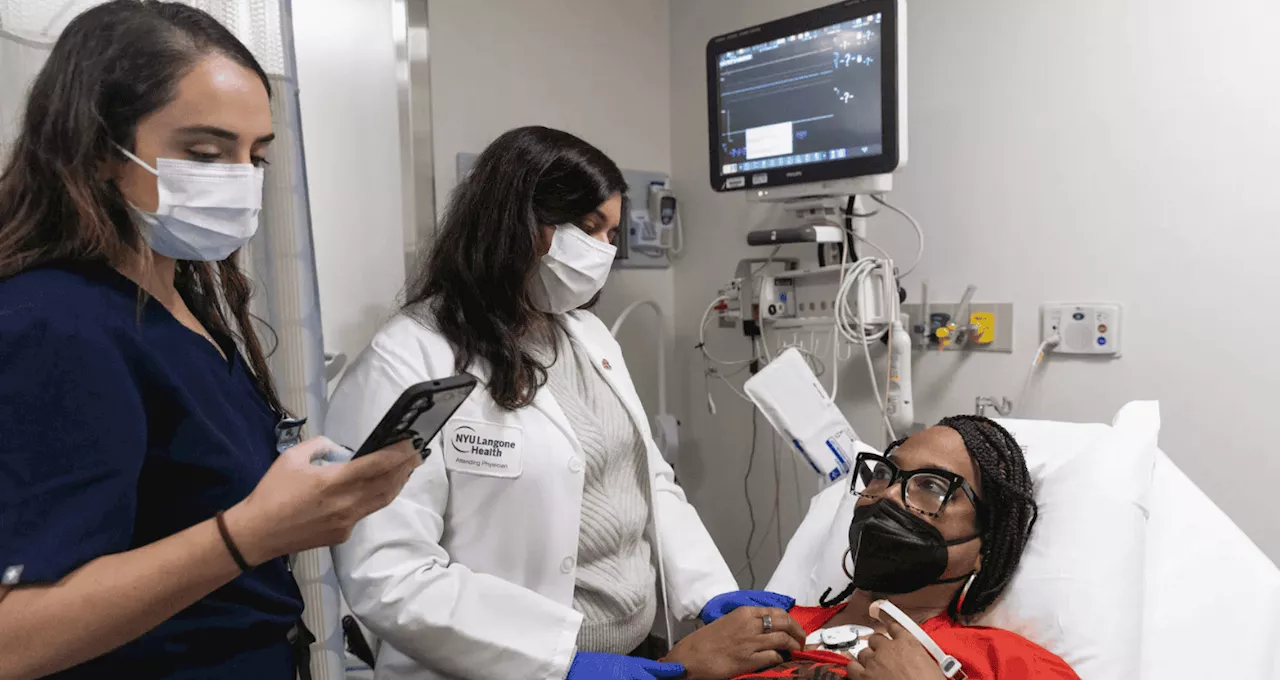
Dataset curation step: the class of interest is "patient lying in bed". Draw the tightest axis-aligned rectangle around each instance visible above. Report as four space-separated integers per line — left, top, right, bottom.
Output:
729 416 1079 679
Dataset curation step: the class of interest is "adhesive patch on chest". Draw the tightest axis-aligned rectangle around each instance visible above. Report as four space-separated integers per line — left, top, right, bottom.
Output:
443 419 524 478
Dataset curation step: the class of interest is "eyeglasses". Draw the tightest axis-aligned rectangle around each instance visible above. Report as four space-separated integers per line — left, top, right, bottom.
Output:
850 452 987 523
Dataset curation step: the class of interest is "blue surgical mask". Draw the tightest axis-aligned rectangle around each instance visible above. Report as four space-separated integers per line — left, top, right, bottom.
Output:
116 145 264 261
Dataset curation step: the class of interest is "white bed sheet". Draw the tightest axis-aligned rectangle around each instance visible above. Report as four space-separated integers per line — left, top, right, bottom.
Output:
1140 452 1280 680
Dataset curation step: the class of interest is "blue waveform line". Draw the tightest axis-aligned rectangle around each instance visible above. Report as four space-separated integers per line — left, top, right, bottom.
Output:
721 69 835 97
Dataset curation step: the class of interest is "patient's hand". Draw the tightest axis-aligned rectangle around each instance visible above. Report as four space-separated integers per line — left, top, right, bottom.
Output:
664 606 805 680
845 608 944 680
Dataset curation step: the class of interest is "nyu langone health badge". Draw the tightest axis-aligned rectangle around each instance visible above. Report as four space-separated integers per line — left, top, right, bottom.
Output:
444 420 524 478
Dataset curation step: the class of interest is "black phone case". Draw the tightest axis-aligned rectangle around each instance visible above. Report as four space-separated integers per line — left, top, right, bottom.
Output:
353 375 477 457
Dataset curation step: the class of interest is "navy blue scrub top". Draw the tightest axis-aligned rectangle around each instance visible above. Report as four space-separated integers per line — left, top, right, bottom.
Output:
0 262 304 679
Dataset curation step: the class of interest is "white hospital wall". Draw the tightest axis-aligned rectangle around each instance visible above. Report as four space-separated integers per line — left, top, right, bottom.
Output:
427 0 675 417
669 0 1280 580
292 0 407 365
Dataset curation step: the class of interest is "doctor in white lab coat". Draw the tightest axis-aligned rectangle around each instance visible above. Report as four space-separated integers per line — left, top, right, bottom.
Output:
327 127 802 680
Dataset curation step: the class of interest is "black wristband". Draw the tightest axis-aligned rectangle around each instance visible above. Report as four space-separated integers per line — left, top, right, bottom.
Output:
215 510 252 572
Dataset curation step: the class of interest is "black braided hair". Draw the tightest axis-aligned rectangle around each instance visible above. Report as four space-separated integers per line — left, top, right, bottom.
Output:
931 415 1037 619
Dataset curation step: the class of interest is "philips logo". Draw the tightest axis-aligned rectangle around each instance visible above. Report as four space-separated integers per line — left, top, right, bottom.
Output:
451 425 516 458
785 171 803 178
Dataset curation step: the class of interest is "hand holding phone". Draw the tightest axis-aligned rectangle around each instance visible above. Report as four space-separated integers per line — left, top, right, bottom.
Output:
353 375 478 458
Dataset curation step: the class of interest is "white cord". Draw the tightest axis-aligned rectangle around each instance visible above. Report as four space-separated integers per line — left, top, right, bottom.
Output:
870 194 925 277
829 238 852 402
610 300 668 414
772 337 827 376
751 246 782 277
874 601 965 678
715 372 752 404
1017 333 1061 414
699 296 753 367
852 233 893 261
831 222 899 439
670 206 685 257
704 363 752 415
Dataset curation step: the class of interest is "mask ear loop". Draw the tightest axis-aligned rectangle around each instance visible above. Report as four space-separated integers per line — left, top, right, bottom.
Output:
819 547 858 608
819 530 864 608
112 143 159 176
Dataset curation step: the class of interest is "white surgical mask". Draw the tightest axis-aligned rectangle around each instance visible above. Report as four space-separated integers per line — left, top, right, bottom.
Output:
115 144 263 262
532 223 616 314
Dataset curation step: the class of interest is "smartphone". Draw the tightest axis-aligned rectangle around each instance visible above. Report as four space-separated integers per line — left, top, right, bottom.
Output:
353 374 478 458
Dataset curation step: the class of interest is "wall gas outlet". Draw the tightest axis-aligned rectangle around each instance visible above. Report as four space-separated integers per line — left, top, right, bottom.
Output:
1042 303 1122 356
900 302 1015 353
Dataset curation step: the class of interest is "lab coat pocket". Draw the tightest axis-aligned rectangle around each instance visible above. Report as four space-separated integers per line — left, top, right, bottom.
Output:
442 418 524 479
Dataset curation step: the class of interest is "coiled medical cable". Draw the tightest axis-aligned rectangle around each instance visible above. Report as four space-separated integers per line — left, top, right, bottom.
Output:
698 296 753 367
832 229 899 439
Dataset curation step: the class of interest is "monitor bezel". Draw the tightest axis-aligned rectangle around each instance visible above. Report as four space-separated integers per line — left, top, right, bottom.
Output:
706 0 902 193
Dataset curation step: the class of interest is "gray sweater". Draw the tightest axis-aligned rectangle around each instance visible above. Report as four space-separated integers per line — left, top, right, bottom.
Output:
542 329 657 655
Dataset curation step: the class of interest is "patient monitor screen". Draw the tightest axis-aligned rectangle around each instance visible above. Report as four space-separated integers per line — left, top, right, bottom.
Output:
715 14 882 174
707 1 902 192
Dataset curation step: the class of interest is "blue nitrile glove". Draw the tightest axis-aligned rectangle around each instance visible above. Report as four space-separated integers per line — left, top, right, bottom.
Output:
698 589 796 624
566 652 686 680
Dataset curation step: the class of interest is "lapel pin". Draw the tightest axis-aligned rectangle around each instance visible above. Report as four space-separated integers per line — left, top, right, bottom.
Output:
602 359 612 370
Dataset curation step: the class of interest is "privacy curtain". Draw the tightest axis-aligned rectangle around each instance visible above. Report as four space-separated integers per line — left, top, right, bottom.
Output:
0 2 343 678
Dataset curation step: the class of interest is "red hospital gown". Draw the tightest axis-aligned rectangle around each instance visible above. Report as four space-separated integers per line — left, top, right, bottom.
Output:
734 605 1081 680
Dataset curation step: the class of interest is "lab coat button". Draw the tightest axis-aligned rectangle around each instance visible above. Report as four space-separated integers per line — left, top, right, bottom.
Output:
568 456 584 473
561 556 576 573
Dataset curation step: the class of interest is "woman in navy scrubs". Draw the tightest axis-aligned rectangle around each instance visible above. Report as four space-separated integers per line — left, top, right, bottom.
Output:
0 3 419 679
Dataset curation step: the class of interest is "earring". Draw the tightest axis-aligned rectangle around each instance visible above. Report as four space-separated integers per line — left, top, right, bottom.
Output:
956 572 978 612
841 547 855 581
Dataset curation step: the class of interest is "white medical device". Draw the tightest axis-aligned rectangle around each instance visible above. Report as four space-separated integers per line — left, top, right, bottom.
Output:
874 600 966 678
806 624 875 656
706 0 907 194
744 348 861 483
703 1 918 447
1041 303 1122 356
885 318 913 433
758 276 796 320
631 183 683 257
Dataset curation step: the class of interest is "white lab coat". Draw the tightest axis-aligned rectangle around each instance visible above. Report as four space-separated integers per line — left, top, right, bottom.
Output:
327 306 736 680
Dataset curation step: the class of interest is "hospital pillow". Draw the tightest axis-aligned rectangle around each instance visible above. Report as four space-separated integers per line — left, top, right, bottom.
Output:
991 417 1112 481
979 401 1160 680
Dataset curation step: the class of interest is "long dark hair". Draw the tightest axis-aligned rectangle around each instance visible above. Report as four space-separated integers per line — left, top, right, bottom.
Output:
934 415 1037 619
405 126 627 410
0 0 285 414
